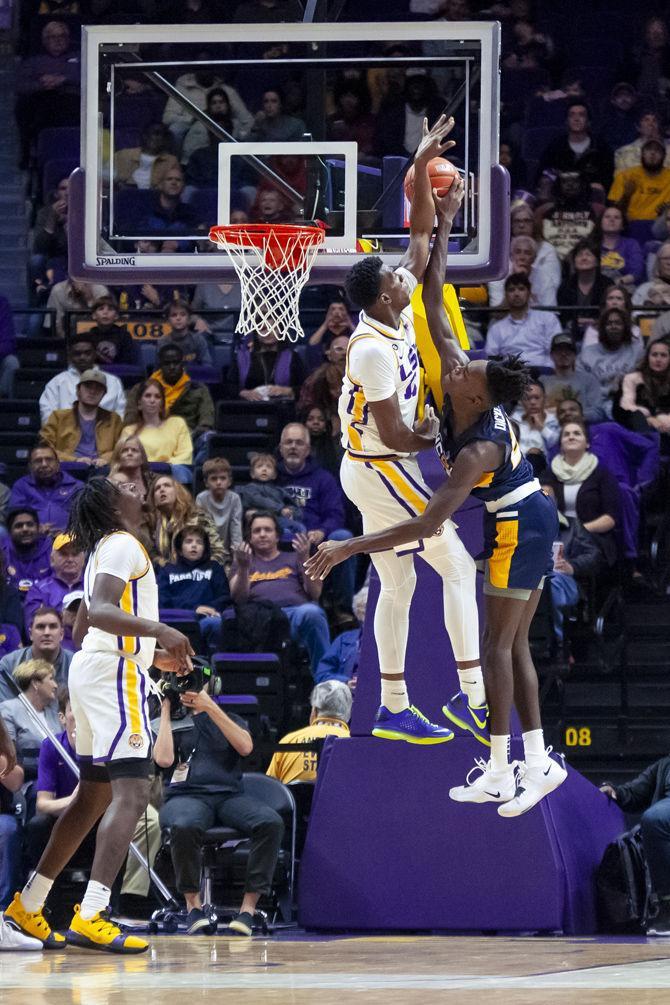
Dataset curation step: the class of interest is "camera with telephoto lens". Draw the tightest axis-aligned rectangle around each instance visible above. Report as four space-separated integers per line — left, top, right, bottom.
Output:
157 658 222 717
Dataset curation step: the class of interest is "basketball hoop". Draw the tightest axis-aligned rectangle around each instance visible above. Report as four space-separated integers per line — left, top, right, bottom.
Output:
209 222 326 343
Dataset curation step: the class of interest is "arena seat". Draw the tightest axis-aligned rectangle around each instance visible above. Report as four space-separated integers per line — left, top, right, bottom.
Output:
213 652 284 726
0 400 41 433
199 772 296 924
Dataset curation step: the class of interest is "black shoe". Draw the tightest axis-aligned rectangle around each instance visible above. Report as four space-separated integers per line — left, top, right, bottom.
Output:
185 908 212 935
228 911 254 936
648 905 670 935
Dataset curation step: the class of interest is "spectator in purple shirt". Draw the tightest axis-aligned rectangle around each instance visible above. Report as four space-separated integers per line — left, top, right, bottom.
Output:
0 296 18 400
0 508 52 595
277 422 355 617
24 534 85 631
14 20 81 167
24 687 95 870
9 443 84 534
230 512 330 676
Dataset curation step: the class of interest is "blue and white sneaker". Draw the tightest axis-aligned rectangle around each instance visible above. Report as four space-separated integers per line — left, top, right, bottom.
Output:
442 690 490 747
372 705 454 744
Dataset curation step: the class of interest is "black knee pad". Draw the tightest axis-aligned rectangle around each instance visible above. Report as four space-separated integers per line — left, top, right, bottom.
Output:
78 760 111 783
106 756 153 781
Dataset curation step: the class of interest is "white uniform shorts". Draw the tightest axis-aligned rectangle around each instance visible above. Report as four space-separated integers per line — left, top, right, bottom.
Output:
68 650 153 764
341 452 459 550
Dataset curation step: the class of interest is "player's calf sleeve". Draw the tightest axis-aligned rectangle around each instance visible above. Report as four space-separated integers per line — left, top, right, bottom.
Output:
371 552 417 678
420 532 480 664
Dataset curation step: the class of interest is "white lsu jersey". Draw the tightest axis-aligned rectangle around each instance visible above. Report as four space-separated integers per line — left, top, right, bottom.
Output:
338 270 420 460
81 530 159 672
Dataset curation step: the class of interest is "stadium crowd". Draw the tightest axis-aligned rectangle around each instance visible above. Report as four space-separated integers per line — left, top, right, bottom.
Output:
0 0 669 931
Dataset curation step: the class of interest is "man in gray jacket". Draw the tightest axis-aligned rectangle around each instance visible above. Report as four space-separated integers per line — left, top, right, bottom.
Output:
0 607 71 702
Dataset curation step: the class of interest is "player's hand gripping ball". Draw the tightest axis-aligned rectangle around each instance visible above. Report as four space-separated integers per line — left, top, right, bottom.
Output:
404 157 459 202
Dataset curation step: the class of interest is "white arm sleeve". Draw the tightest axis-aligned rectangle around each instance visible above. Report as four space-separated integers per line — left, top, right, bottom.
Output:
94 533 148 584
348 339 397 402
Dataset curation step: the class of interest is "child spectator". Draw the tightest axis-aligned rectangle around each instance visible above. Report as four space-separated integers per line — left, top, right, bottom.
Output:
195 458 243 569
157 526 231 650
88 296 138 365
237 453 304 537
157 301 213 366
149 475 225 566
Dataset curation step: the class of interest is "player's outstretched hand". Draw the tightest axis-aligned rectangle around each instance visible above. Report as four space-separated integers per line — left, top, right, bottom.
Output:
156 624 194 675
415 114 456 165
304 538 355 581
433 173 465 222
414 404 440 439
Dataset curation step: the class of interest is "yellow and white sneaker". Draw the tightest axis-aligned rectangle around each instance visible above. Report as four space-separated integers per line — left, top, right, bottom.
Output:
66 906 149 954
3 893 66 950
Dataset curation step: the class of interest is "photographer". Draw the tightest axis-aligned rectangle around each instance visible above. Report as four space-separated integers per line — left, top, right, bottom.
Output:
158 681 284 937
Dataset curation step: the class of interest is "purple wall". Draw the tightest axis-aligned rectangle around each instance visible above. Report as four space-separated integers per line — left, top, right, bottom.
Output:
299 450 626 933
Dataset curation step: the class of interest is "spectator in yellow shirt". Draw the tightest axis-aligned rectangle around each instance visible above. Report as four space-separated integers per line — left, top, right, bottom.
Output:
608 140 670 228
266 681 352 784
121 378 193 484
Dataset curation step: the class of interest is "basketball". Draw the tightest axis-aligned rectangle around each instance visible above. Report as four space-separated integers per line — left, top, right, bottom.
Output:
403 157 458 202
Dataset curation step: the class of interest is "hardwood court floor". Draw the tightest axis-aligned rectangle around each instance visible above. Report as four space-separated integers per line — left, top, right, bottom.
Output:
3 933 670 1004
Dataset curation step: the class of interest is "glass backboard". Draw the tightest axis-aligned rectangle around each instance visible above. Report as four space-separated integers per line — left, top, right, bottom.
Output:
69 20 509 285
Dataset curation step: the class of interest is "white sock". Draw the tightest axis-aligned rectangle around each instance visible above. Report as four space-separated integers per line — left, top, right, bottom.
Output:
522 729 548 769
457 667 486 707
21 872 54 914
490 734 510 774
381 680 409 714
80 881 112 921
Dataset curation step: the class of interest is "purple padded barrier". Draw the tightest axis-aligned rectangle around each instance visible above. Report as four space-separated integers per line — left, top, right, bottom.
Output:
68 164 510 286
299 735 624 933
300 449 626 933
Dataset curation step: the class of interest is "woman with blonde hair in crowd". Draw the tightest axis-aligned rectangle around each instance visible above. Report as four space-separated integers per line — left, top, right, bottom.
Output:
121 378 193 483
148 474 225 566
0 659 59 778
108 435 154 501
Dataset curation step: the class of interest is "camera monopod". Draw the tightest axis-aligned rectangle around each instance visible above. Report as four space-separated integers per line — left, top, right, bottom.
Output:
0 665 178 910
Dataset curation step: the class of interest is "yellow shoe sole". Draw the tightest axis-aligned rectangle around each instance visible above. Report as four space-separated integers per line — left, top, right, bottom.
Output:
442 707 491 747
371 728 453 744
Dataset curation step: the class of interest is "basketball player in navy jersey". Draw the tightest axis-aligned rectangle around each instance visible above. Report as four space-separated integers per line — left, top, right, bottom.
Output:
306 182 567 817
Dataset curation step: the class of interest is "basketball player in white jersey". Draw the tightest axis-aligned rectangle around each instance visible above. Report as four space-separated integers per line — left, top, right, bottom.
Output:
4 477 193 953
339 115 485 745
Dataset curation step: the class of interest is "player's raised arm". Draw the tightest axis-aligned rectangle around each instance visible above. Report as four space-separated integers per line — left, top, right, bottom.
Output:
400 115 457 282
422 178 469 376
305 439 501 579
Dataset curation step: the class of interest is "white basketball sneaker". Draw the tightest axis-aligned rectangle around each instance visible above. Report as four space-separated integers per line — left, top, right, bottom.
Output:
0 914 43 951
449 757 519 804
498 750 567 818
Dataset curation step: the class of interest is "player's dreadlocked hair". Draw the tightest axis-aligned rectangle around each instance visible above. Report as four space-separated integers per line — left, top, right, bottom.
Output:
67 477 124 556
344 256 384 310
486 354 531 408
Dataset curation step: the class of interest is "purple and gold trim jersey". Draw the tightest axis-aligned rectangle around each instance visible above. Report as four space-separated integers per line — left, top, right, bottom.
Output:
81 530 158 671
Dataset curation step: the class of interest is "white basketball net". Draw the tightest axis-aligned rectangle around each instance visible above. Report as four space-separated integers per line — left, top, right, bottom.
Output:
209 224 325 343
